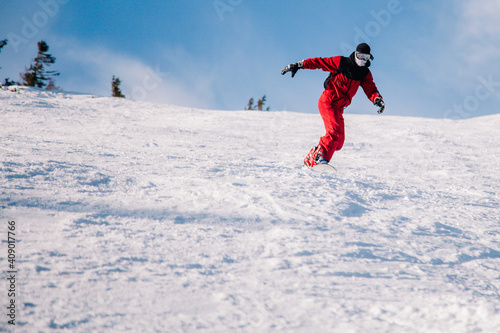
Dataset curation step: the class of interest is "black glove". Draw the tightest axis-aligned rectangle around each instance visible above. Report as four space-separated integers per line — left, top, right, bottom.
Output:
281 61 303 78
374 97 385 114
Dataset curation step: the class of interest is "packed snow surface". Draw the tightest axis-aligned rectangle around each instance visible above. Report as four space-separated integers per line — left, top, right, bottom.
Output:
1 87 500 332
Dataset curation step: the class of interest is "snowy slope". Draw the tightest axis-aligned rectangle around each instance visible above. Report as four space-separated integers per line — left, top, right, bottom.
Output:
1 87 500 332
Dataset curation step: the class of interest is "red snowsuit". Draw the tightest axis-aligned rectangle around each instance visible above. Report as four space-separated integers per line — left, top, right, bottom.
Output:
303 55 381 162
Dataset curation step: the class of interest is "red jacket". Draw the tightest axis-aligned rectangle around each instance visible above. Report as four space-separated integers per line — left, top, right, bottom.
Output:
303 55 381 109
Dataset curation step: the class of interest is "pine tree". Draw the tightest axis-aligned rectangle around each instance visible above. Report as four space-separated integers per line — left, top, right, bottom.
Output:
246 95 270 111
257 95 266 111
45 78 61 91
20 40 60 88
245 97 255 110
111 75 125 98
257 95 270 111
0 39 7 70
3 78 17 87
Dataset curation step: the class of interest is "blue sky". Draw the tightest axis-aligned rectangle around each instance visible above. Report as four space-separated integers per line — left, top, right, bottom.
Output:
1 0 500 119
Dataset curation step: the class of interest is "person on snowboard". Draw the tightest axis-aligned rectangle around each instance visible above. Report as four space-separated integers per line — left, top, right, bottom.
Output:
281 43 385 167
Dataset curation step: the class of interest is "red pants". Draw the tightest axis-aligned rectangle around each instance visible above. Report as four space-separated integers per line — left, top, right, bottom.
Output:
317 99 345 162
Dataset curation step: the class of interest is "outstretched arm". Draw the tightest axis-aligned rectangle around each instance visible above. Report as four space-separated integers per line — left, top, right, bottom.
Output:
302 57 340 72
281 56 341 78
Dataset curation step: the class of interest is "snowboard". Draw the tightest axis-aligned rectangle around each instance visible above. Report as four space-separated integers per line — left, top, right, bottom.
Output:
308 163 337 173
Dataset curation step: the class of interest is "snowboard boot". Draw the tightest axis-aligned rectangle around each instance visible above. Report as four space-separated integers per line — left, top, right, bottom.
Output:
304 146 328 167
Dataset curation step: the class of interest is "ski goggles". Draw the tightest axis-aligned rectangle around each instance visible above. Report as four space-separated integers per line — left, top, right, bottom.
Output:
355 52 374 61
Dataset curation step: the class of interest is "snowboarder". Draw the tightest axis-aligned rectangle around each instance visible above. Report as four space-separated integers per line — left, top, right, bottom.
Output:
281 43 385 168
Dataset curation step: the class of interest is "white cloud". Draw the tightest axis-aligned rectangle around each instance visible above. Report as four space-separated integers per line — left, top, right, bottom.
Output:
450 0 500 105
410 1 500 89
458 0 500 36
455 0 500 64
50 38 217 108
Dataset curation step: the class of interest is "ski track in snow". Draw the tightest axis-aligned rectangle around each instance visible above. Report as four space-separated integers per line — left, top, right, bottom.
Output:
1 87 500 332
